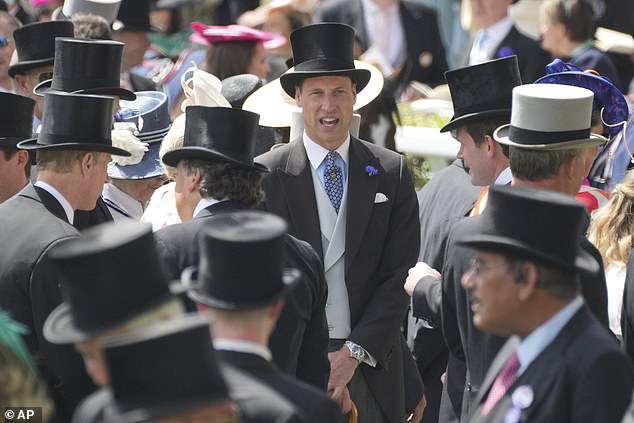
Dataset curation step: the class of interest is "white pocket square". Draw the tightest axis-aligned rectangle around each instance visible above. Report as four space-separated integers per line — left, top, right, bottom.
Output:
374 193 389 203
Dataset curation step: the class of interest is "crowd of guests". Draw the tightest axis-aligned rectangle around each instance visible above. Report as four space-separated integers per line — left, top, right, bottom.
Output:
1 0 634 423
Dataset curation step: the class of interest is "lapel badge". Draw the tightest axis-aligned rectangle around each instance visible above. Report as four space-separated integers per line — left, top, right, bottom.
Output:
511 385 534 410
419 51 433 68
503 405 522 423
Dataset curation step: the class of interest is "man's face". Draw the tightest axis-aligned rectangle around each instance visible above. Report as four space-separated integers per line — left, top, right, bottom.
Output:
173 161 200 222
0 149 28 203
470 0 513 30
80 152 110 210
461 250 523 336
454 126 493 186
76 338 109 386
13 65 53 120
295 76 357 150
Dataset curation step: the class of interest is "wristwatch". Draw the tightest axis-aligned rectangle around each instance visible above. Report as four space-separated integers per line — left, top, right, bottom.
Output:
344 340 365 364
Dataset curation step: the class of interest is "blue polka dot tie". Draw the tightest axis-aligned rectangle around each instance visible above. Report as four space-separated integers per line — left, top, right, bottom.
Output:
324 151 344 214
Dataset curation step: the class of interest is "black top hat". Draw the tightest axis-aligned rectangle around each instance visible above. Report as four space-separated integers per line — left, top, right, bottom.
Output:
8 21 75 77
162 106 269 172
183 210 301 310
440 56 522 133
456 185 599 275
221 74 263 109
114 0 159 32
279 23 371 97
103 314 230 423
18 92 130 156
43 221 176 344
0 93 35 149
34 38 135 100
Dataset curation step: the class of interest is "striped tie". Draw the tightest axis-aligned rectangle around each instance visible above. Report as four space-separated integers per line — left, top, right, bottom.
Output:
482 351 520 415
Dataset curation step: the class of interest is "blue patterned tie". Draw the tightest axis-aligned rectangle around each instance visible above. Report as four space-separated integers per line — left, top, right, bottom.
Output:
324 151 344 214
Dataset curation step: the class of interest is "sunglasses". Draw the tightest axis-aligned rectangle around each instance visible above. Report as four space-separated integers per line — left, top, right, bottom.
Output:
0 36 9 48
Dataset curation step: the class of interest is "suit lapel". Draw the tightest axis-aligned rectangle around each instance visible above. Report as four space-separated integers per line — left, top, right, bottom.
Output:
345 138 379 274
277 140 323 259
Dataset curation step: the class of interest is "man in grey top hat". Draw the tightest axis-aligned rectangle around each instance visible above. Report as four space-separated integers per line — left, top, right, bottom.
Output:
0 92 129 422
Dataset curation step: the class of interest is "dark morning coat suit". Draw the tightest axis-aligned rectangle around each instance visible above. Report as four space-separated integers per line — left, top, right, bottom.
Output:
154 200 330 390
0 184 97 422
314 0 448 88
469 306 633 423
491 26 550 84
407 159 480 423
219 350 343 423
73 197 114 231
257 137 421 423
412 212 609 421
72 365 305 423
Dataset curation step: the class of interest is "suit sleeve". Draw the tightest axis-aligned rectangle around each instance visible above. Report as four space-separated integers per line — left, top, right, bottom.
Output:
348 155 420 366
411 275 442 325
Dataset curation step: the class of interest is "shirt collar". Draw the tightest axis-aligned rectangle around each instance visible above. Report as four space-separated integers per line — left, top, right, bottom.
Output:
34 180 75 224
193 197 223 218
213 339 273 362
481 15 513 53
516 296 583 374
302 131 350 171
103 182 144 219
494 166 513 186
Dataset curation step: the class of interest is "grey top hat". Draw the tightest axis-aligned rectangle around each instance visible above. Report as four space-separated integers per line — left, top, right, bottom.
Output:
493 84 607 150
55 0 122 23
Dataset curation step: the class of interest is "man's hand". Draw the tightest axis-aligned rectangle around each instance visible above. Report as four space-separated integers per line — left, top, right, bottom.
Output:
328 347 358 413
404 262 441 296
407 395 427 423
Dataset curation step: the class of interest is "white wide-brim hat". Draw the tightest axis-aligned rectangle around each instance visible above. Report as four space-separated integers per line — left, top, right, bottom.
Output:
493 84 607 150
243 60 383 127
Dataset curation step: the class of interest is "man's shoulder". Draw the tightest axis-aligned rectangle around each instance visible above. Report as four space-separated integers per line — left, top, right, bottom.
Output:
355 138 403 168
503 25 543 52
257 142 295 168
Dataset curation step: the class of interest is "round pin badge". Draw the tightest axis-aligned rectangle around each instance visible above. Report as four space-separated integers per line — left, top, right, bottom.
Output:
511 385 534 410
503 405 522 423
419 51 433 68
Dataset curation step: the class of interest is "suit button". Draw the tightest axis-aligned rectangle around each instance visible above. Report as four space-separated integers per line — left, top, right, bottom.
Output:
467 383 472 392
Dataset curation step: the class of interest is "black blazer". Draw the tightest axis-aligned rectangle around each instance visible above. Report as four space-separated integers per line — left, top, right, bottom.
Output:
73 197 114 231
315 0 448 87
0 184 97 422
219 350 343 423
73 367 305 423
413 212 609 421
469 307 633 423
155 200 331 390
257 137 420 423
569 46 622 92
492 26 550 84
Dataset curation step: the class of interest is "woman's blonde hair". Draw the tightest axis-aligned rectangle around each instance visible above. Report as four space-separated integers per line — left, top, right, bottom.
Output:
588 171 634 266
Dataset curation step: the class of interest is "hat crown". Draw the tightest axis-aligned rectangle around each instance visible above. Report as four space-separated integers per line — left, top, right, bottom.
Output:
49 221 171 333
289 23 356 72
510 84 594 133
183 106 260 166
0 93 35 142
10 21 74 76
445 56 522 120
192 211 293 309
221 74 263 109
104 315 229 420
116 0 152 31
50 37 124 92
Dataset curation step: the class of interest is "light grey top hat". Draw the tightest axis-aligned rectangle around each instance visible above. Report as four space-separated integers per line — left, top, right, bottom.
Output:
55 0 122 24
493 84 607 150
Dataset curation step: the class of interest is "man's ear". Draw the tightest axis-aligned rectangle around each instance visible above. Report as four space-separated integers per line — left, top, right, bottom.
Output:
517 262 539 302
16 150 29 168
13 73 30 94
80 152 94 176
294 85 302 107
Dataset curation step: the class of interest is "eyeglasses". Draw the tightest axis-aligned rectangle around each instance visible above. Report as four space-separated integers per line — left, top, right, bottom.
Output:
0 36 10 48
467 257 507 276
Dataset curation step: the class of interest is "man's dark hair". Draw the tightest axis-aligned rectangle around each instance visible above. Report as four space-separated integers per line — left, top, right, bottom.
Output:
1 148 31 179
70 13 112 40
183 160 264 208
505 256 579 298
463 117 510 157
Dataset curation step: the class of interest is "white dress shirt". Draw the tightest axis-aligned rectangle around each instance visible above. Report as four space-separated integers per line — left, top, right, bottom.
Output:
362 0 406 68
213 339 273 362
468 15 513 65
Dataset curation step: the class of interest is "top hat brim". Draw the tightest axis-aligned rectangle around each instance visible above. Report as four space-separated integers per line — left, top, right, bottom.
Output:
456 234 599 276
182 266 301 311
43 288 179 345
440 109 512 133
161 147 270 173
493 124 607 150
0 136 32 148
280 68 371 98
17 137 132 157
34 79 137 101
244 60 383 127
8 58 55 78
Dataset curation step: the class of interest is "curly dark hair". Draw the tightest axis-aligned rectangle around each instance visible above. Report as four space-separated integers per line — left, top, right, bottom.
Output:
183 160 264 208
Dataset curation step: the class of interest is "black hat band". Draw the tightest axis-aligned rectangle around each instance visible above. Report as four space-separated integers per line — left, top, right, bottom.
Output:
295 57 356 73
52 76 120 91
508 126 591 145
37 133 111 146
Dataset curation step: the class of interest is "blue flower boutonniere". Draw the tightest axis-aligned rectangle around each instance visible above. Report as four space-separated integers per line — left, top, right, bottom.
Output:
497 46 514 59
365 165 378 176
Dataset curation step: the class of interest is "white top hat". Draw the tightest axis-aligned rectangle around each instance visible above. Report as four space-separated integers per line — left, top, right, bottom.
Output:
493 84 607 150
57 0 122 24
243 60 383 128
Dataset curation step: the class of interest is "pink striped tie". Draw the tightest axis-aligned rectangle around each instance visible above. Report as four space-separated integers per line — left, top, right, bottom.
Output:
482 351 520 416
